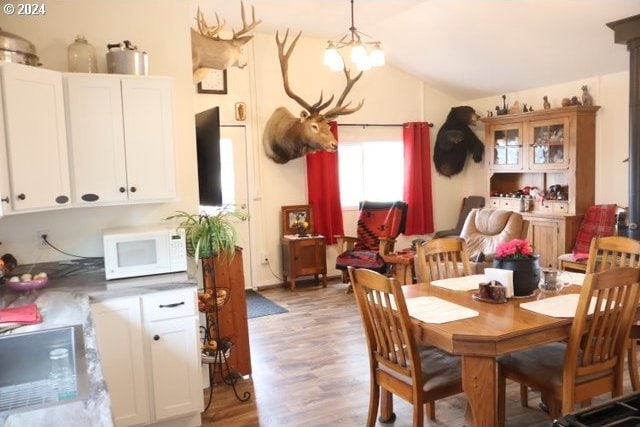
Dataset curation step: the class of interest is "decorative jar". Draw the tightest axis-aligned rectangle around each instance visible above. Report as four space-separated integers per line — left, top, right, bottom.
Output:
67 35 98 73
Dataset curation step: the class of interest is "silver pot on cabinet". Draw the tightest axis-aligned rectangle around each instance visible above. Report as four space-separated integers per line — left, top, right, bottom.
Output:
0 27 40 66
106 40 148 75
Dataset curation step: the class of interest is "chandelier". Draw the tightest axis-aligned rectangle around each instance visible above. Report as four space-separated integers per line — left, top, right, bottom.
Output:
323 0 385 72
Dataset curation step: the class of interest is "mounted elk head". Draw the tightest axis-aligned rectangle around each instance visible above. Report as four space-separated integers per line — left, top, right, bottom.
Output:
262 30 364 164
191 1 261 83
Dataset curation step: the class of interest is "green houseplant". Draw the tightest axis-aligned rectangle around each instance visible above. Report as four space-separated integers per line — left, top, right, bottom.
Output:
166 206 248 263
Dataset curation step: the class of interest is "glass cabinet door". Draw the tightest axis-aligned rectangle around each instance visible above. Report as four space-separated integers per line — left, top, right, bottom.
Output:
528 118 570 170
490 124 523 170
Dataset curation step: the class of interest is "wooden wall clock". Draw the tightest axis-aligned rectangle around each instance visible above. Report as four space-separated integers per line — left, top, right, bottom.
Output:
197 68 227 94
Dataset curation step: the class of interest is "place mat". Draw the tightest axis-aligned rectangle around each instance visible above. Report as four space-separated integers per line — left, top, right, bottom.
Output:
557 271 586 286
430 274 486 291
405 296 479 324
520 294 597 318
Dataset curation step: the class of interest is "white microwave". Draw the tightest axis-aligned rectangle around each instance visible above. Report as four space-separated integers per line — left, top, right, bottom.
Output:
103 225 187 280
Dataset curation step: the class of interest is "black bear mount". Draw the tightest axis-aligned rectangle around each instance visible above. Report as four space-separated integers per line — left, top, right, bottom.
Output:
433 106 485 177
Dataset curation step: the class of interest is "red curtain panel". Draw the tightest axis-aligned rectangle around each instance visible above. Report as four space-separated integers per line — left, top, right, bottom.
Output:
306 121 344 244
403 122 434 235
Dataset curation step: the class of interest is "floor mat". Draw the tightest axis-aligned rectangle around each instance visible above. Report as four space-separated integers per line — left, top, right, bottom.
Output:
246 290 288 319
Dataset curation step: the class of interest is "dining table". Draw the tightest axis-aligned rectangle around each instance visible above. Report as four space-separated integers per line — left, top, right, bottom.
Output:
392 274 586 427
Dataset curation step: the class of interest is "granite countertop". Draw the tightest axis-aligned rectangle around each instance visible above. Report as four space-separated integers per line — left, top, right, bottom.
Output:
0 260 197 426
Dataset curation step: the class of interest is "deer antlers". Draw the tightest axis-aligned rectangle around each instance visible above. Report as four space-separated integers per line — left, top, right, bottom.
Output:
195 1 261 41
276 29 364 120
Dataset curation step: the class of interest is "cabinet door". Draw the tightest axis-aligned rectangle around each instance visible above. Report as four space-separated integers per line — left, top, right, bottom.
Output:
528 117 570 170
292 238 327 276
65 74 128 204
147 315 202 421
91 297 150 427
528 219 559 269
1 63 70 211
489 123 523 170
121 78 176 202
0 88 11 216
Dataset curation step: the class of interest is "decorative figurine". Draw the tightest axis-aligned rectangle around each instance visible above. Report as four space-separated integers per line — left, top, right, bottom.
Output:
570 96 581 106
581 85 593 106
543 96 551 109
487 110 493 117
522 103 528 112
496 94 508 115
528 105 534 112
507 100 520 115
561 97 571 107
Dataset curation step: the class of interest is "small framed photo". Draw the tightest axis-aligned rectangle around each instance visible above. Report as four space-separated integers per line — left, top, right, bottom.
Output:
281 204 314 236
197 68 227 94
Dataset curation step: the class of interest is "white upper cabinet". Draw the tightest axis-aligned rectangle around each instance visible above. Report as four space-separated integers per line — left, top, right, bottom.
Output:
65 74 176 205
1 63 71 212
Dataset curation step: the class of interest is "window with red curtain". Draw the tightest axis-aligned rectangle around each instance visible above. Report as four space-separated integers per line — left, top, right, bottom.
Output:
403 122 434 235
306 121 344 244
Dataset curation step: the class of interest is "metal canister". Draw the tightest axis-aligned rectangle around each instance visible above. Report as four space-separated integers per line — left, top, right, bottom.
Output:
106 40 148 75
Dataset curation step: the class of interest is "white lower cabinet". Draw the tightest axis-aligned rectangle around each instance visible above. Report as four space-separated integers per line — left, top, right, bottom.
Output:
91 287 202 427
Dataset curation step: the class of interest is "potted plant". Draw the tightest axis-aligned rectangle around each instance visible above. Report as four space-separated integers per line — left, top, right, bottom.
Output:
166 205 248 263
492 239 540 297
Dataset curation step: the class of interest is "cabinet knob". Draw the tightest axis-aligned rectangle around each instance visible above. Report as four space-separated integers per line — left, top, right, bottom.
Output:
130 186 137 193
119 187 126 193
153 335 160 341
17 193 25 200
1 197 8 204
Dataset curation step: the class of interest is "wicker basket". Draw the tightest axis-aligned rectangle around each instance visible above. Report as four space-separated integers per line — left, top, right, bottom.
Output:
201 346 232 364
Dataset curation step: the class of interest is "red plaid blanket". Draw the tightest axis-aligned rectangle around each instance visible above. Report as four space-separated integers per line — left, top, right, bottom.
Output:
572 204 617 260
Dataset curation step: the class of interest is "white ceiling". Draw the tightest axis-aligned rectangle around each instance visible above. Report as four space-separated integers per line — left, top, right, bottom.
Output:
193 0 639 99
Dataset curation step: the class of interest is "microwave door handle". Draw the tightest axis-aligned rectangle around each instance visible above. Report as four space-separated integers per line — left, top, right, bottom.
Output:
159 301 185 308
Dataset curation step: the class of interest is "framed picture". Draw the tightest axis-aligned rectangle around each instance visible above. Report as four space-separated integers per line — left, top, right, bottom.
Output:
281 204 314 236
197 68 227 94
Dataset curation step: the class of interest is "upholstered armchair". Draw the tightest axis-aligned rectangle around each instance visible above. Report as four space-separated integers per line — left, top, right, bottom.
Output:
459 208 529 273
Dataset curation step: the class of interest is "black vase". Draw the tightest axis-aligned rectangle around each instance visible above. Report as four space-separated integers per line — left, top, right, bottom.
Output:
492 255 540 297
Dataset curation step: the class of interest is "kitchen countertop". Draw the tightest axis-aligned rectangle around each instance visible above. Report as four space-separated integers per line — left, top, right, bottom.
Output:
0 260 197 426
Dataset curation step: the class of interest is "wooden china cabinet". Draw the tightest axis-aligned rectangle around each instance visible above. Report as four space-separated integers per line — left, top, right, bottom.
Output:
481 105 600 268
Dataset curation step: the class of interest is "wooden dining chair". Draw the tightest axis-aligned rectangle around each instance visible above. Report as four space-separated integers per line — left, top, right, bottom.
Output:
584 236 640 391
497 267 640 424
414 237 472 283
348 266 463 427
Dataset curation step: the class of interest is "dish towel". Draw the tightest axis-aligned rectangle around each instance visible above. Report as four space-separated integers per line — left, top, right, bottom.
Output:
0 303 42 324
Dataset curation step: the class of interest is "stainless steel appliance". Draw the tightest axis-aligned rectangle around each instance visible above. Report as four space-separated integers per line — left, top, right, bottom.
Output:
106 40 148 75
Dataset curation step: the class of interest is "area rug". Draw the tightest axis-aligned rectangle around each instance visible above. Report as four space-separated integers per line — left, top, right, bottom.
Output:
246 290 288 319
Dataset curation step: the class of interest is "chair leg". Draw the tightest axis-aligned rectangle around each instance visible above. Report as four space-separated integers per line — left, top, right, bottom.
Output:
426 401 435 420
497 366 506 427
412 398 424 427
366 383 380 427
379 389 396 423
629 339 640 391
520 384 529 407
542 391 561 419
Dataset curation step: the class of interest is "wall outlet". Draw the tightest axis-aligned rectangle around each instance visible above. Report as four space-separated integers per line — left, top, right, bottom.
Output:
36 229 49 249
260 252 269 264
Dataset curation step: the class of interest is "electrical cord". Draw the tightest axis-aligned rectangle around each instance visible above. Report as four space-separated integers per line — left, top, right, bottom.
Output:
265 258 284 282
41 235 101 260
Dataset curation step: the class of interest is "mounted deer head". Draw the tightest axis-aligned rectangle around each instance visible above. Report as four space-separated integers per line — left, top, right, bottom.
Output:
191 1 261 83
262 30 364 164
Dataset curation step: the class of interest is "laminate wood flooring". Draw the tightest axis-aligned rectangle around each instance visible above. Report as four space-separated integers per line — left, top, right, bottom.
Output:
201 281 636 427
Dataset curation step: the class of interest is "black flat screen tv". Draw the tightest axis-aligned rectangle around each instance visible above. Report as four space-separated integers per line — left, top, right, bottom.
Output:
195 107 222 206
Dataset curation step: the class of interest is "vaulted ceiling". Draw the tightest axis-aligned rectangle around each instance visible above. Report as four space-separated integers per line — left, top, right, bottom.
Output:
192 0 639 99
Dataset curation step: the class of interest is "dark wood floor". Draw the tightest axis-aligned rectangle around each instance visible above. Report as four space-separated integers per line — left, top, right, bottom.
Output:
201 281 636 427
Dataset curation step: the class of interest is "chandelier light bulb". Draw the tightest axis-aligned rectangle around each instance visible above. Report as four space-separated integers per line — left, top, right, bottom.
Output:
350 43 367 66
369 44 385 67
329 55 345 71
356 56 371 71
323 44 340 66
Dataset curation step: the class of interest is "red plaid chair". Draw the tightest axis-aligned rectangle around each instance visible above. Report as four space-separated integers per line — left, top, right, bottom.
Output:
335 201 408 285
557 204 618 271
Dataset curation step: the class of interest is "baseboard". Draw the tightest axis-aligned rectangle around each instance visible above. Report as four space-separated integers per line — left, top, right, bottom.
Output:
254 274 342 291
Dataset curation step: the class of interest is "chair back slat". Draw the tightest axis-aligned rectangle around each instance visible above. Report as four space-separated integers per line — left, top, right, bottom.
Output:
567 268 640 381
415 237 472 283
349 267 418 380
586 236 640 273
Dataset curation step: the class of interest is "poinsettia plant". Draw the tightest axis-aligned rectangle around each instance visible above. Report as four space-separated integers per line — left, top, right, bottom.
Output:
495 239 535 260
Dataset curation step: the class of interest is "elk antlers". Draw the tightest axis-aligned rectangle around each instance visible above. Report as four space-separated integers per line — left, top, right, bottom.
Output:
195 1 261 41
276 29 364 120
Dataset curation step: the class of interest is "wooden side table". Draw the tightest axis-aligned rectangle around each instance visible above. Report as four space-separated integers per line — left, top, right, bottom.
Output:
382 250 416 285
281 235 327 290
